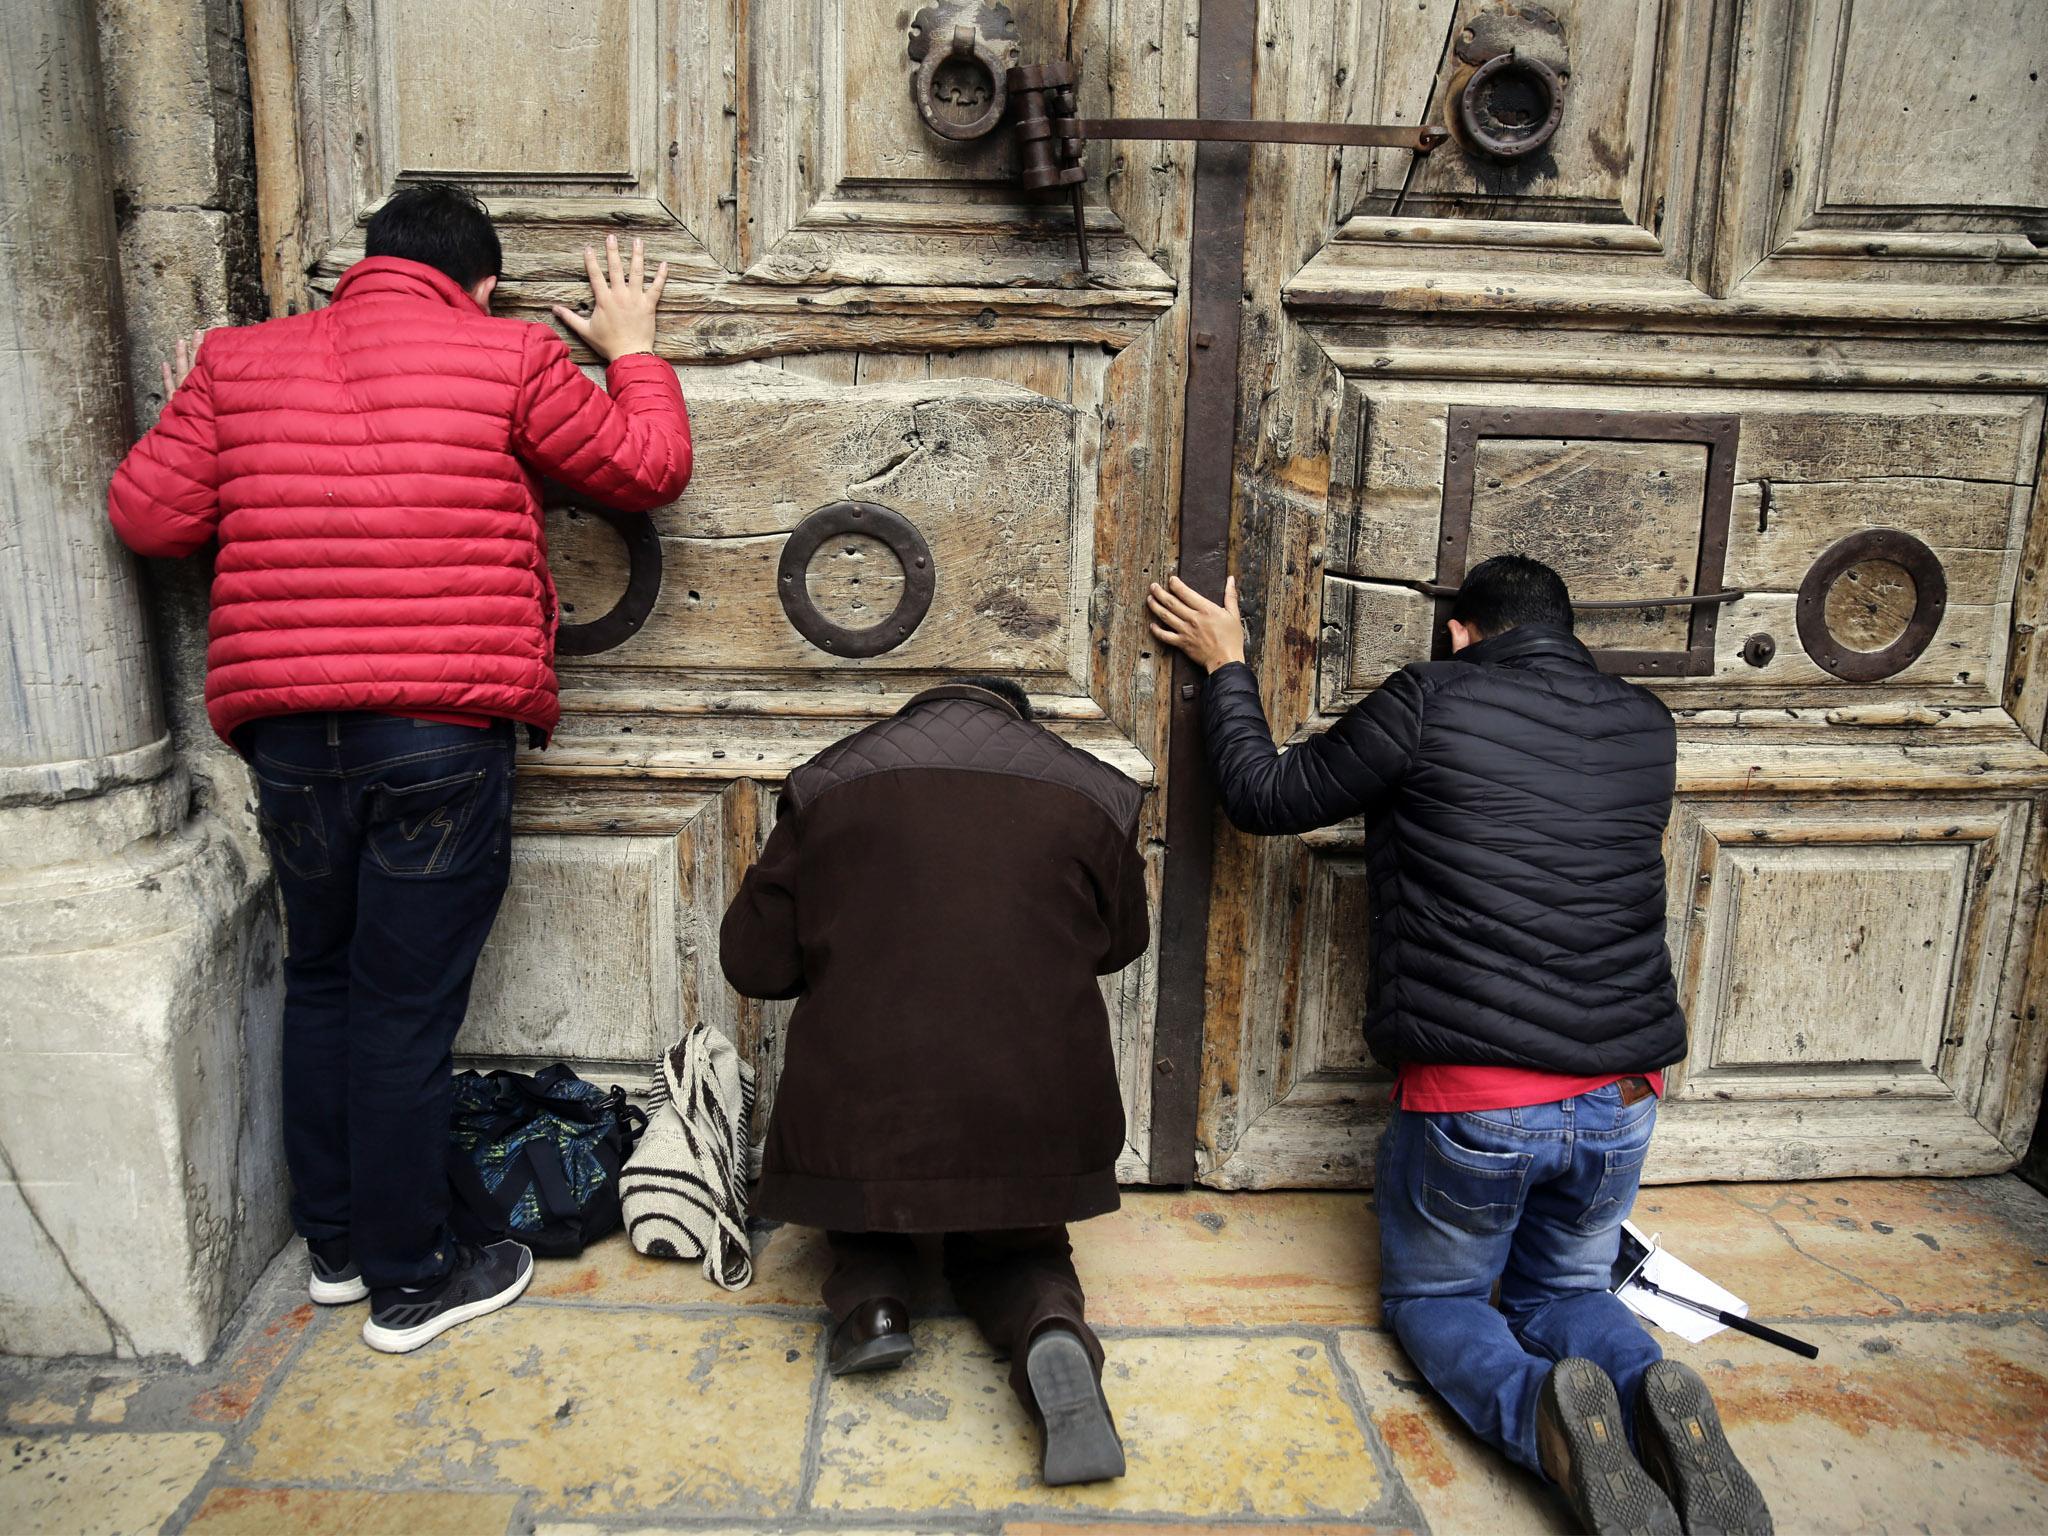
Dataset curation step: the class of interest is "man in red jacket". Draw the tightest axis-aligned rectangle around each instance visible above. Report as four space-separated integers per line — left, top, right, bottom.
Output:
108 184 693 1353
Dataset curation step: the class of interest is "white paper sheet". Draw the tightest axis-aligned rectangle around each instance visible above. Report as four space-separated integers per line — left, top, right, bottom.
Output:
1614 1222 1750 1343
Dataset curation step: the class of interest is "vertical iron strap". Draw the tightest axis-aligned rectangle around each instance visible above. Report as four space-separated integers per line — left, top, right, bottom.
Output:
1147 0 1258 1185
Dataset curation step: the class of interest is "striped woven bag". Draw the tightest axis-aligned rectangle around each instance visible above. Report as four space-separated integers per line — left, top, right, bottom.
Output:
619 1020 757 1289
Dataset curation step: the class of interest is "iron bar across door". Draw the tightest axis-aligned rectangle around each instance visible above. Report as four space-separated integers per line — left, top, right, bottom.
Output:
1146 0 1260 1184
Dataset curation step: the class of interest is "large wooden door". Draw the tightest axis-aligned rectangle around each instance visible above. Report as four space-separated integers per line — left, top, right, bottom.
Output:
256 0 1202 1179
1197 0 2048 1186
256 0 2048 1189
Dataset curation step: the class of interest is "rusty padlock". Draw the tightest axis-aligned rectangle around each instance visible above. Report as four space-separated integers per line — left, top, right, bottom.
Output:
1007 61 1086 192
908 2 1022 142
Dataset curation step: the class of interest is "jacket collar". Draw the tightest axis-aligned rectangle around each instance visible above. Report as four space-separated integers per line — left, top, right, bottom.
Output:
1453 623 1598 673
331 255 485 313
900 683 1026 720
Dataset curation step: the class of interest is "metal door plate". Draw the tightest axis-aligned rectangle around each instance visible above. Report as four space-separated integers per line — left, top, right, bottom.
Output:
1434 406 1741 677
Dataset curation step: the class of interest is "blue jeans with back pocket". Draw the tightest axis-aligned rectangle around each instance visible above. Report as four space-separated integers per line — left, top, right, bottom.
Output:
1375 1084 1663 1473
242 712 515 1292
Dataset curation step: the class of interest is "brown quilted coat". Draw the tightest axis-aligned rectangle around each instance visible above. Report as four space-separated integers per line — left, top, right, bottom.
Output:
719 683 1150 1232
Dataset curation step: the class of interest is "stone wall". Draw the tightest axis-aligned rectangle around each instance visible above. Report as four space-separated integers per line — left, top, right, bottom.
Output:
99 0 266 817
0 0 285 1364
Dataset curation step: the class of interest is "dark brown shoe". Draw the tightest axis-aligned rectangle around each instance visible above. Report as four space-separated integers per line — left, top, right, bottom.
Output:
1538 1358 1681 1536
1026 1327 1124 1485
1636 1360 1772 1535
828 1298 914 1376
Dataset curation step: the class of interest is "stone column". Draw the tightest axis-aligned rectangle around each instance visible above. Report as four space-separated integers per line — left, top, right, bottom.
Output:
0 0 164 797
0 0 285 1363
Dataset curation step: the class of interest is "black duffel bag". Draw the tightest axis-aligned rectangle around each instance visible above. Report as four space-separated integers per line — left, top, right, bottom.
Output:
446 1064 648 1257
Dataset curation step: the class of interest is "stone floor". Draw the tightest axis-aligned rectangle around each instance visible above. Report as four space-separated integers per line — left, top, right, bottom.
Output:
4 1177 2047 1536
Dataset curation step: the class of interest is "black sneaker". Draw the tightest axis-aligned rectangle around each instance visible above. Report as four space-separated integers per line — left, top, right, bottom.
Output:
1636 1360 1773 1536
1537 1358 1681 1536
361 1240 532 1354
307 1236 368 1306
1025 1327 1125 1486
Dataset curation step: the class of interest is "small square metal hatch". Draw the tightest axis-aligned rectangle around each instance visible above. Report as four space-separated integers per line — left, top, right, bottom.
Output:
1433 406 1741 678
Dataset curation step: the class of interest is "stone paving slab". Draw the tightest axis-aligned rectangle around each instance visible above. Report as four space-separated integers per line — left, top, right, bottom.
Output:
1 1432 224 1536
238 1307 819 1519
809 1322 1399 1523
185 1487 523 1535
1632 1177 2048 1320
1 1177 2045 1536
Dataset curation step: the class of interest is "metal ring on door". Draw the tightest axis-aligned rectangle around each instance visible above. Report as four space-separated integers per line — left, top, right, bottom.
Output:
1794 528 1947 683
777 501 937 658
907 2 1022 142
1455 51 1564 160
550 491 664 658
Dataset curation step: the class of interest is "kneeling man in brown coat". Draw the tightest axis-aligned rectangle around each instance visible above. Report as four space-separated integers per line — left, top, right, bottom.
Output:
720 677 1149 1485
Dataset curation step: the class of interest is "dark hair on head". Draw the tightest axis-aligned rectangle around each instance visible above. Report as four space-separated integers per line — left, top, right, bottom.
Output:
957 675 1034 720
1450 554 1574 639
365 182 502 289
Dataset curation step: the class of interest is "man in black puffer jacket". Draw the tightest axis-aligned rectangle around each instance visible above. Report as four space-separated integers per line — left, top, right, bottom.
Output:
1149 556 1770 1536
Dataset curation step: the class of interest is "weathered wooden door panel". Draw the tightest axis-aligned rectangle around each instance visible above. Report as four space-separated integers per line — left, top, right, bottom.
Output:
1317 382 2042 708
1198 0 2048 1187
1653 795 2046 1178
1715 0 2048 300
267 0 1199 1178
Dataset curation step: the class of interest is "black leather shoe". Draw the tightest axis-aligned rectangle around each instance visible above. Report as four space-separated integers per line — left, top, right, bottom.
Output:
1636 1360 1772 1535
1026 1327 1125 1486
829 1298 914 1376
1537 1358 1681 1536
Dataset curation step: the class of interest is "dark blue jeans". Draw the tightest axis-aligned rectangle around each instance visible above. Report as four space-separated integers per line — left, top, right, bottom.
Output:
242 713 515 1291
1376 1084 1662 1474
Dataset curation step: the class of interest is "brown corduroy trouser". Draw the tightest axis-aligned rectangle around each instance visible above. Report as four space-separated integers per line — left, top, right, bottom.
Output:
823 1226 1105 1411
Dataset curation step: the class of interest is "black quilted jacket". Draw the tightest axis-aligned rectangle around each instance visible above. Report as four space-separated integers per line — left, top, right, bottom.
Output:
1203 624 1687 1076
721 683 1148 1231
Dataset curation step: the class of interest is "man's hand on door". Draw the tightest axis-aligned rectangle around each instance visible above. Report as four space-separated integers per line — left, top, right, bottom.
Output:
1147 574 1247 673
160 329 206 401
552 234 669 362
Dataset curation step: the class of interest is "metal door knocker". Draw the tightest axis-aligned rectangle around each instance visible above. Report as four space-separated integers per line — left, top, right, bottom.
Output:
778 501 936 658
1448 4 1569 161
1795 529 1948 682
903 3 1445 271
546 485 663 658
909 3 1022 142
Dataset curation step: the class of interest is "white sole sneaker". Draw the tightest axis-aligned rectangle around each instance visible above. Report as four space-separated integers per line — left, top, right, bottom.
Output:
361 1252 533 1354
309 1272 370 1306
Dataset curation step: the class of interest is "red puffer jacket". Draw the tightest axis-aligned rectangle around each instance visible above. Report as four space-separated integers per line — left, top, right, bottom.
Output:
107 256 692 745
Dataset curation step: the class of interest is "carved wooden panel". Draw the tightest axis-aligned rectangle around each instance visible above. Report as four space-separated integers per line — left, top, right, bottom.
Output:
1317 381 2042 710
287 0 1189 292
461 831 684 1068
1466 439 1708 650
382 0 643 184
1203 792 2047 1187
545 372 1096 687
1344 0 1681 229
1262 0 1722 321
1650 796 2045 1180
1200 834 1395 1190
1716 0 2048 295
